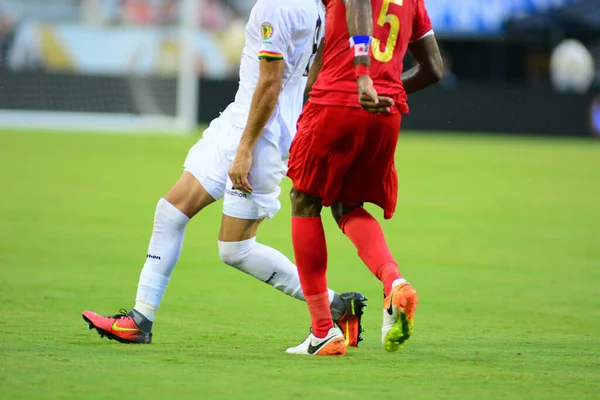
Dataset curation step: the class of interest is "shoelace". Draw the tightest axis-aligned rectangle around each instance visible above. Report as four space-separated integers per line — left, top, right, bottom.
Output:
110 309 131 319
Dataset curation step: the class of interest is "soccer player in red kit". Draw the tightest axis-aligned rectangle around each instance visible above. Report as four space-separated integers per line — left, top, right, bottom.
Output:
285 0 443 355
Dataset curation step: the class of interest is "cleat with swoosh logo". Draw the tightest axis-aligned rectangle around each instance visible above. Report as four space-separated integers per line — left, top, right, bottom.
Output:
82 309 152 344
286 327 346 356
381 280 418 352
334 292 367 347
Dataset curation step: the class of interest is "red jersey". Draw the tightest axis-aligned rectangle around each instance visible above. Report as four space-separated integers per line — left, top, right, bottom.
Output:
309 0 432 114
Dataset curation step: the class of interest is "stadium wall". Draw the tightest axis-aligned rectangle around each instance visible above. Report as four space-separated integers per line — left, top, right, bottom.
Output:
0 70 597 137
202 81 600 137
402 84 599 137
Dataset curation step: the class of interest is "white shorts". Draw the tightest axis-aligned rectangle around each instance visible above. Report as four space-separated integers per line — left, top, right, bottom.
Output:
183 115 288 220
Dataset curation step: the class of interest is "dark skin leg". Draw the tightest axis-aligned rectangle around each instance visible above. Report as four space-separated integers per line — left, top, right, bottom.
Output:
330 200 364 225
290 187 323 218
290 188 364 223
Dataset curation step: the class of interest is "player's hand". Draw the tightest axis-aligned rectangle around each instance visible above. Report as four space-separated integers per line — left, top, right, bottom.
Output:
357 76 394 114
228 147 253 193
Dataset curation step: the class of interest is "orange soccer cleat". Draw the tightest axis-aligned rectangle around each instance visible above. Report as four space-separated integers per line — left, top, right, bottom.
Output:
82 309 152 344
381 280 418 352
334 292 367 347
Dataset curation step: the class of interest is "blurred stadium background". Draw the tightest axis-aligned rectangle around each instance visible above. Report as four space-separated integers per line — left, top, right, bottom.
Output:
1 1 599 399
0 0 599 134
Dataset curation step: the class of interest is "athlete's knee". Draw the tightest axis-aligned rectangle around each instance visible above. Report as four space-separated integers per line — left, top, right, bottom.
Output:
331 201 363 226
218 240 253 267
154 197 190 229
290 187 322 217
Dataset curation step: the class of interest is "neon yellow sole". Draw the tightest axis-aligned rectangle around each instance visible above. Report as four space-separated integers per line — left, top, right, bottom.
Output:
383 311 414 352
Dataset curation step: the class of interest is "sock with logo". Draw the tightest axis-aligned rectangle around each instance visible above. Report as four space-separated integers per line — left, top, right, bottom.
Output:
134 198 190 322
217 238 339 311
292 216 333 339
338 207 401 297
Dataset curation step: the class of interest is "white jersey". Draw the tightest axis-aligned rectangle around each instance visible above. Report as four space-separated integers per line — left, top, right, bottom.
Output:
224 0 325 154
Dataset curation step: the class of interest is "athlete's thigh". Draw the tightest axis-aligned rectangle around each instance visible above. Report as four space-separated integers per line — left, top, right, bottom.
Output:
164 171 216 218
222 137 287 222
300 104 365 157
345 112 400 185
218 214 263 242
248 136 287 195
183 117 237 202
288 103 368 206
337 113 401 214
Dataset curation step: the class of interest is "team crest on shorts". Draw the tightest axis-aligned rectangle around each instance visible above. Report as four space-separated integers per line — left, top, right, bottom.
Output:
261 22 274 40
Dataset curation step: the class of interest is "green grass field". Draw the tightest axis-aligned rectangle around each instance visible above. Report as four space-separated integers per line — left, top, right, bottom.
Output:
1 130 599 399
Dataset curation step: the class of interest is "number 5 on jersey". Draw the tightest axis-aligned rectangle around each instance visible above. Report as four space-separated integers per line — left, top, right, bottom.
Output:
372 0 403 63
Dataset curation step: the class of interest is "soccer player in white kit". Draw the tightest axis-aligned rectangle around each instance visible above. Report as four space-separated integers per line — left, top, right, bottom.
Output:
82 0 366 346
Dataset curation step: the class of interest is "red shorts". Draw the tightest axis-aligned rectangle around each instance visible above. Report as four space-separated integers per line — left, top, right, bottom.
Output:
288 101 401 219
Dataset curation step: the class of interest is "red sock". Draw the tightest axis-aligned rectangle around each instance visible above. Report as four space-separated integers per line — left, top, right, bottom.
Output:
338 207 401 296
305 293 331 338
292 216 333 338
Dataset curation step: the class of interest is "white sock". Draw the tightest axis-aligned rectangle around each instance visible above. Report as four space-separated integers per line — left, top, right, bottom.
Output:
218 238 335 303
134 198 190 321
392 278 407 288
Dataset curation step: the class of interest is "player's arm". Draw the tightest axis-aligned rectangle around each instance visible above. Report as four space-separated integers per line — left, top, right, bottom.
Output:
401 34 443 94
229 59 284 193
342 0 393 113
342 0 372 68
304 38 324 97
